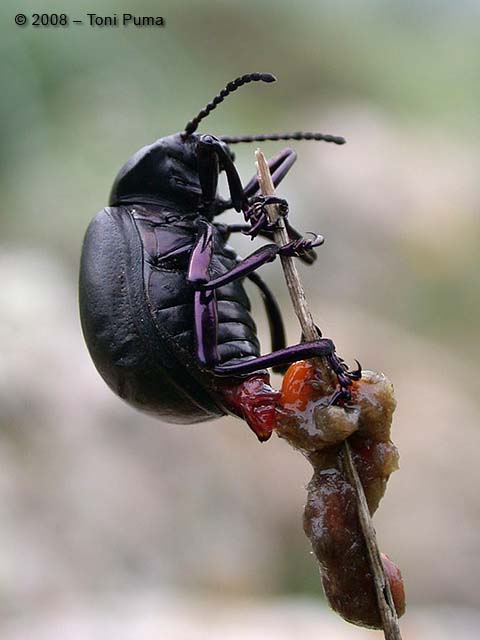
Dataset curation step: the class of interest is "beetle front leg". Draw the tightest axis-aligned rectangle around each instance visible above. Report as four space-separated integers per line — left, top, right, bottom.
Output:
215 149 298 214
197 138 220 208
198 135 247 212
241 148 320 263
194 289 219 367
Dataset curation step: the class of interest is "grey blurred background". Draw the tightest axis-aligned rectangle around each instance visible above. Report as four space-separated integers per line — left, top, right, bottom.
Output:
1 1 479 638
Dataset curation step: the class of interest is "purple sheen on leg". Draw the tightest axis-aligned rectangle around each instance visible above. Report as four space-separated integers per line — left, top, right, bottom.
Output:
243 148 297 197
213 339 335 377
246 212 268 238
271 150 297 188
187 221 214 284
201 244 280 291
194 289 218 367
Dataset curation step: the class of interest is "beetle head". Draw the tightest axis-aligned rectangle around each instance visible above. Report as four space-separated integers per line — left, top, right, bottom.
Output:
110 133 203 209
109 73 272 210
109 72 346 211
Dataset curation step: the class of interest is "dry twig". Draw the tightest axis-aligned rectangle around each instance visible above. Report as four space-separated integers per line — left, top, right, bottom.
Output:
255 149 402 640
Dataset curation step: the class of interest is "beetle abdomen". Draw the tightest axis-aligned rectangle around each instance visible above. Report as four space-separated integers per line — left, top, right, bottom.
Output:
79 206 225 424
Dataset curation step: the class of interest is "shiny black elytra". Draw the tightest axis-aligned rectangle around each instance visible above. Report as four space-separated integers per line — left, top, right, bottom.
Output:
79 72 359 441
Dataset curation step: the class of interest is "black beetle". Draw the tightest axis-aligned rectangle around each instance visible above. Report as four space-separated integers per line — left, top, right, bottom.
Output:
79 72 359 441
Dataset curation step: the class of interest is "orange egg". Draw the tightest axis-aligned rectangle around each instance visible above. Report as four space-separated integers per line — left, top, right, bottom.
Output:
280 360 317 411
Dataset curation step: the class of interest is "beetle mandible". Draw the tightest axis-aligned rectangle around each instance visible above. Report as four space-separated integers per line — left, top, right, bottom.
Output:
79 72 360 441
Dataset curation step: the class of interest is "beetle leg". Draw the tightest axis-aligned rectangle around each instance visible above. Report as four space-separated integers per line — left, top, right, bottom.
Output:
189 226 288 370
213 339 335 377
199 234 323 292
213 223 251 242
212 148 297 215
193 287 283 442
243 148 319 263
213 221 316 271
185 220 282 440
194 288 219 367
245 196 289 220
279 232 325 257
188 219 285 293
186 220 219 367
187 219 215 285
244 195 289 238
199 244 282 290
243 147 297 198
198 135 248 212
282 222 319 265
197 138 220 206
199 230 287 367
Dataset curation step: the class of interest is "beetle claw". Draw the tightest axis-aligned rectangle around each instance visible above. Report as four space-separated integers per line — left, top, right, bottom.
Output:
350 359 362 380
326 353 363 407
244 195 289 237
244 212 279 239
279 232 324 257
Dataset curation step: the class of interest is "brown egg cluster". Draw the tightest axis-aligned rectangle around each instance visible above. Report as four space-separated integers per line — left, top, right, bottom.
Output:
277 366 405 629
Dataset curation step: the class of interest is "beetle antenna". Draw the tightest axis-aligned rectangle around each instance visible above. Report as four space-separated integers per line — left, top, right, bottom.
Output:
220 132 346 145
183 73 276 138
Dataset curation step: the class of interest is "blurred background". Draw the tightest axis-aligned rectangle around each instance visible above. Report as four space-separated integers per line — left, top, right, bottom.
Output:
1 0 479 638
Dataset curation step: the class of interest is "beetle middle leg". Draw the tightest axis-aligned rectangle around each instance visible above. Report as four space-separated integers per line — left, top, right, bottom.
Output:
197 134 248 212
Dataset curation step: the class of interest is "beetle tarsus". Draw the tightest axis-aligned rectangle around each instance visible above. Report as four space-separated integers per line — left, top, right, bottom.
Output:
326 353 364 406
279 232 325 257
244 195 289 238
